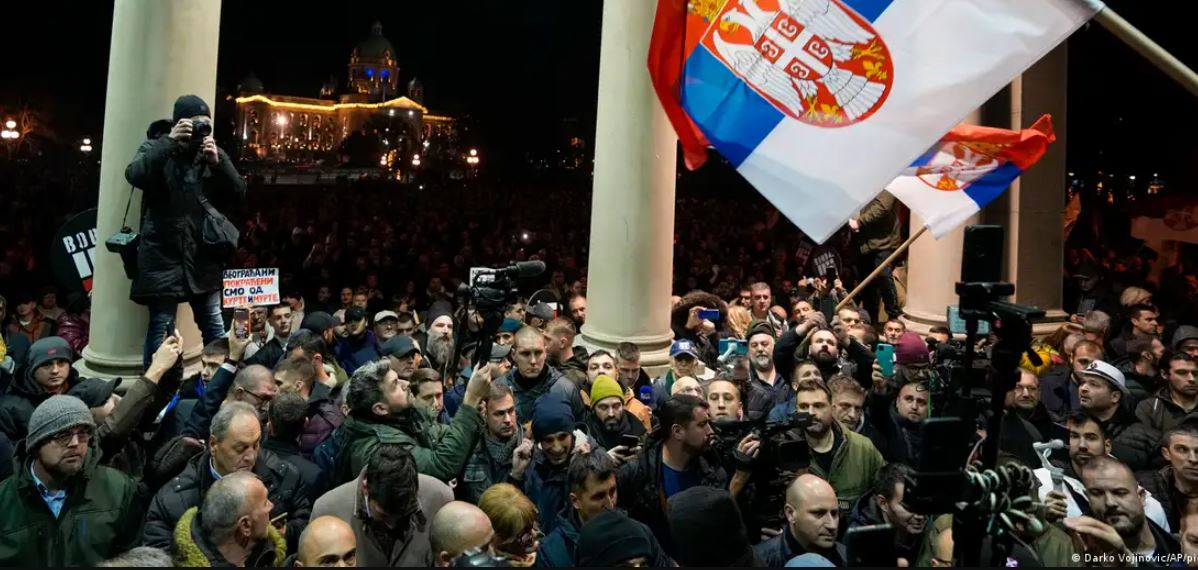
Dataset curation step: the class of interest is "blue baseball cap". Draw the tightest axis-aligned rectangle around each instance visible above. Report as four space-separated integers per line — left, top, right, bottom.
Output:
670 339 700 359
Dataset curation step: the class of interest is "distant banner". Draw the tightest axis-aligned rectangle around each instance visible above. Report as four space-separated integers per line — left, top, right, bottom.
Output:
222 268 280 308
1130 195 1198 245
50 209 98 296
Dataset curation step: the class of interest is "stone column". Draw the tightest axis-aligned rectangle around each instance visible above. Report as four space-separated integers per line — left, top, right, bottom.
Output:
579 0 677 372
901 45 1069 334
78 0 222 379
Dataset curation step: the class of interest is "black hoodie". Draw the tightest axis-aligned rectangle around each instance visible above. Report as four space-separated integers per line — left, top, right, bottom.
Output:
0 364 80 441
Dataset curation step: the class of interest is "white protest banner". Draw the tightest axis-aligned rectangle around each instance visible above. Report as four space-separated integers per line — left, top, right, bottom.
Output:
222 268 280 308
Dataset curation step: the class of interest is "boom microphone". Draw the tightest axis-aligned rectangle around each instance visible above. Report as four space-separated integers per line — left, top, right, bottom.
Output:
494 260 546 279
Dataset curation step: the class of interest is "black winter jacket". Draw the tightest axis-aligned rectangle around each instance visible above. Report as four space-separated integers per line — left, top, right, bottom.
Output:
616 439 728 556
0 365 81 441
123 135 246 304
143 448 311 551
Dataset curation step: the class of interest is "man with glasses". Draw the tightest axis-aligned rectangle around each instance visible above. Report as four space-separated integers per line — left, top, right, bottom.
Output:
312 442 453 567
1137 352 1198 434
0 395 140 566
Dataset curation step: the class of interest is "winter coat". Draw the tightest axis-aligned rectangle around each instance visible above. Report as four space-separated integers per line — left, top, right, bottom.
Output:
556 349 590 389
617 439 728 555
310 472 453 567
143 448 311 551
805 422 886 517
755 531 846 567
172 506 285 567
856 190 903 254
263 438 328 504
54 313 88 355
868 392 924 466
338 403 483 484
1136 389 1198 436
745 367 791 421
460 424 524 505
6 312 54 344
1138 466 1190 532
536 508 581 568
584 406 647 451
1040 364 1080 421
1116 359 1157 409
245 336 286 369
0 364 81 441
335 331 379 375
848 490 927 563
496 366 586 424
124 135 246 303
298 381 343 456
98 371 182 481
0 441 140 566
1103 406 1159 472
519 449 573 534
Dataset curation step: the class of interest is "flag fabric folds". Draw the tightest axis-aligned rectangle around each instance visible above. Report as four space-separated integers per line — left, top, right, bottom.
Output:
649 0 1102 243
887 115 1056 239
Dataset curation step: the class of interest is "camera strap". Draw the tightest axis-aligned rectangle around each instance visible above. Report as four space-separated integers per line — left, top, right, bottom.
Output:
120 185 137 231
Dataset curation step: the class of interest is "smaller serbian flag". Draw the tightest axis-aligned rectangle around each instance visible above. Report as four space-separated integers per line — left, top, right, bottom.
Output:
886 115 1056 239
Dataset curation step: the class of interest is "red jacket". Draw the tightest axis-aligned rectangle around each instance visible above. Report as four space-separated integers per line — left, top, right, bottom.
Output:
56 313 89 355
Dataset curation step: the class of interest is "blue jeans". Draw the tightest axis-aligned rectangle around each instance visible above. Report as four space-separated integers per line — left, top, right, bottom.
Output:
144 291 226 367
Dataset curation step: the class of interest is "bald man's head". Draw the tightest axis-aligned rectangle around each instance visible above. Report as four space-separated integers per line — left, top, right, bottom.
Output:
785 474 839 552
297 516 357 567
429 501 494 567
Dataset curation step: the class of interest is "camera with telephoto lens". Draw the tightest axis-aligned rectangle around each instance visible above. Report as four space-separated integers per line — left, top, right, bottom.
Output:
713 412 814 473
191 118 213 139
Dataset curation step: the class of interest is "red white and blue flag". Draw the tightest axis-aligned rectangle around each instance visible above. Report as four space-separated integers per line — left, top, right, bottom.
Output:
887 115 1056 238
649 0 1102 242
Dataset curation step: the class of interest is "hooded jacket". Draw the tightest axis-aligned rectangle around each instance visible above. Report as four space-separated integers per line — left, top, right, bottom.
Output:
1136 389 1198 436
497 365 586 423
0 364 81 441
338 403 483 484
1116 359 1157 409
172 506 286 567
1102 405 1159 472
0 440 141 566
55 313 89 355
299 381 343 455
124 134 246 304
143 448 311 551
868 391 924 466
519 447 574 535
537 507 583 568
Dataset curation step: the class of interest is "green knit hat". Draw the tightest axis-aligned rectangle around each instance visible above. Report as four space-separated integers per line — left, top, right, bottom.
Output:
590 375 624 409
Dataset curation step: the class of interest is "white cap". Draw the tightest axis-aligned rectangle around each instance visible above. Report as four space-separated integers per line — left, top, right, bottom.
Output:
374 310 399 323
1080 360 1128 395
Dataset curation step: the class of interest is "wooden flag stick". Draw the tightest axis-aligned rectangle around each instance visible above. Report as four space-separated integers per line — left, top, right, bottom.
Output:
837 225 929 313
1095 7 1198 99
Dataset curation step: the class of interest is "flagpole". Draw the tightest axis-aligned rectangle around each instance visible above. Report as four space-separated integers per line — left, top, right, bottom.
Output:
1094 7 1198 98
836 225 929 313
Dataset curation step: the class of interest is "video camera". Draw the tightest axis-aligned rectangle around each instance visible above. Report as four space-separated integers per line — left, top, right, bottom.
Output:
455 261 546 371
713 412 814 473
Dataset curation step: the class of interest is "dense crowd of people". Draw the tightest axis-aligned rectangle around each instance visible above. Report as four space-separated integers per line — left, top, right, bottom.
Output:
3 95 1198 567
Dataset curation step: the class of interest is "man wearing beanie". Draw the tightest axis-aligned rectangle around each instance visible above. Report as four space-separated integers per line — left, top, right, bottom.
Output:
0 395 140 566
125 93 245 369
745 320 787 421
583 374 646 455
0 336 80 441
576 509 670 567
669 486 763 567
510 393 592 534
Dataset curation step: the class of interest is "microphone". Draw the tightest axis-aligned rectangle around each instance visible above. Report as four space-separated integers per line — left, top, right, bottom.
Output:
1033 439 1066 487
494 260 545 279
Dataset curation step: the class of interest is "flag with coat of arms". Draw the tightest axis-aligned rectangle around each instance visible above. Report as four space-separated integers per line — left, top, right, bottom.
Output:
650 0 1104 243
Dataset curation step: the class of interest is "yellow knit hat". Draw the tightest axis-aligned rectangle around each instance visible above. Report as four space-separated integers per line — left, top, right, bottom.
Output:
590 375 624 409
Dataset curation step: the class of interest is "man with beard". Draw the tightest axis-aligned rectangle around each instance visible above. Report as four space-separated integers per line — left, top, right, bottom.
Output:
568 295 587 329
587 350 651 430
1118 336 1167 406
510 393 593 534
869 376 930 465
792 379 884 518
338 359 490 483
584 375 646 459
1137 353 1198 434
1042 339 1105 421
461 384 524 504
496 326 586 423
767 360 822 421
311 443 454 567
807 329 844 379
1035 412 1172 529
334 307 378 375
423 305 457 379
883 319 906 345
745 322 787 421
1075 456 1180 563
0 396 140 566
1139 425 1198 532
171 471 285 567
546 318 588 386
827 375 869 435
849 463 927 562
755 474 845 566
1078 360 1157 471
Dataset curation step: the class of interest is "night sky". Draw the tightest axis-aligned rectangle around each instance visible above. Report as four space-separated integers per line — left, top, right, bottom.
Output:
4 0 1196 186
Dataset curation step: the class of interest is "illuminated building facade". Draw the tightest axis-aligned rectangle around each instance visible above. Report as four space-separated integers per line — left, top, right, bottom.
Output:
234 22 458 168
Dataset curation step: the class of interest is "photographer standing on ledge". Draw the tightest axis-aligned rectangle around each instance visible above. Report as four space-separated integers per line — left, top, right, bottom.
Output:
125 95 245 366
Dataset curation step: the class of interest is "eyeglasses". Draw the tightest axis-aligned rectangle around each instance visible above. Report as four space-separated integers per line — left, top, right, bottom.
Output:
51 427 93 447
499 526 544 555
241 389 275 409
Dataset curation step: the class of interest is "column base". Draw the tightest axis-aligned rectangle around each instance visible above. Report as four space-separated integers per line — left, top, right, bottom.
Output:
579 326 674 378
76 346 202 382
900 308 1070 339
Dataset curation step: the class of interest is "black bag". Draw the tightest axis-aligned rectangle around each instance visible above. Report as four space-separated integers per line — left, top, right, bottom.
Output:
193 184 239 261
105 186 142 280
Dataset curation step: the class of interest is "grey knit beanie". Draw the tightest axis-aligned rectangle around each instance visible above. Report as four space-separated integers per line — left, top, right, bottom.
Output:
26 395 95 450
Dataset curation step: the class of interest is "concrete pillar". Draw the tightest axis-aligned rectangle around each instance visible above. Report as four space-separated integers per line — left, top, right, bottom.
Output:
901 45 1069 334
78 0 222 379
579 0 677 371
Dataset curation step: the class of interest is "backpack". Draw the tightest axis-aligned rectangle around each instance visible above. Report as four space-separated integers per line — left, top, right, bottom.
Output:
314 423 352 485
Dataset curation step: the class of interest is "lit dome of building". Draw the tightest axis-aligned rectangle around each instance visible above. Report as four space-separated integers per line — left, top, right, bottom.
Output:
348 22 399 100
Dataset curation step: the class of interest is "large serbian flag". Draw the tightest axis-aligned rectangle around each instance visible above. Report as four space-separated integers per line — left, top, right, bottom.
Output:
887 115 1056 239
649 0 1102 242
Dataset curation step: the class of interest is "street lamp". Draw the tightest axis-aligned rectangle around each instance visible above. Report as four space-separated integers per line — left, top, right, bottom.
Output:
4 120 15 130
80 137 93 153
411 154 421 166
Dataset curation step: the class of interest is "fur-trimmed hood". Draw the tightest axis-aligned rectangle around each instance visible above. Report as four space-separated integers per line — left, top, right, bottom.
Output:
172 506 286 567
